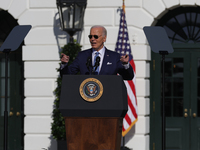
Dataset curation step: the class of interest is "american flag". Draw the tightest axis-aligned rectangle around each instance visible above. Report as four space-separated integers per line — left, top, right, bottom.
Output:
115 5 138 137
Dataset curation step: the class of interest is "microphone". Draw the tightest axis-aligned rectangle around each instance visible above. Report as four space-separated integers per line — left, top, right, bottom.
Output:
86 57 92 74
94 56 100 72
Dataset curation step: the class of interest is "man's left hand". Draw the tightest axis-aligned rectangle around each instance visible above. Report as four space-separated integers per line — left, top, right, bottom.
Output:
120 54 129 64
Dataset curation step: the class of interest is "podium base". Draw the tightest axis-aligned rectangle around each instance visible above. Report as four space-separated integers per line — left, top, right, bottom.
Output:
65 117 123 150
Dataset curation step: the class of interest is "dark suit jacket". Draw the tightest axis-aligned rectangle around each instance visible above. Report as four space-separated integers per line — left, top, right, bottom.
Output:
60 48 134 80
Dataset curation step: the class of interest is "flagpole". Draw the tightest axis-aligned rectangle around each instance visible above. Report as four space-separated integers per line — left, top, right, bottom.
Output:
121 1 131 150
121 136 131 150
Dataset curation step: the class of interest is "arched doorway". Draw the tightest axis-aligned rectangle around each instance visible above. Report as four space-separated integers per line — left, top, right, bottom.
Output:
0 10 24 150
150 6 200 150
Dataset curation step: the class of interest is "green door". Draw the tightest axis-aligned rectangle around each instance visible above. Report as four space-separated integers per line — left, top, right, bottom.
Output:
150 5 200 150
190 52 200 150
0 50 24 150
151 47 200 150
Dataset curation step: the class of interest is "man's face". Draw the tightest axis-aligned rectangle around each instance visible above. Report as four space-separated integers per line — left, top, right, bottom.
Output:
89 27 106 51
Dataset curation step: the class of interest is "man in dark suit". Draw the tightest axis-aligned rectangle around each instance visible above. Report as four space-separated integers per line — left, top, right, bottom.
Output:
60 25 134 80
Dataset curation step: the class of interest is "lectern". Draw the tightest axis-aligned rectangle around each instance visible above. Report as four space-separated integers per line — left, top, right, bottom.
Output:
59 75 128 150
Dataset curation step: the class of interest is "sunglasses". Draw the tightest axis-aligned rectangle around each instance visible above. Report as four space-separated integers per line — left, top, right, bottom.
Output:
88 35 102 39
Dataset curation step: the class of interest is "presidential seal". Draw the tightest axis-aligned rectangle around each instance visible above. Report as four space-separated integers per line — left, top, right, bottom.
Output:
79 78 103 102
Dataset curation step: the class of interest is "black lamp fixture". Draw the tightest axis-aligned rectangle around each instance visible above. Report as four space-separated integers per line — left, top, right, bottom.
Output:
56 0 87 43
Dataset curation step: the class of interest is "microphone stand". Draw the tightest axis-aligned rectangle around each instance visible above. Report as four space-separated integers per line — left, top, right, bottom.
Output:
91 66 96 75
86 57 92 75
86 65 91 75
91 56 100 75
92 64 100 75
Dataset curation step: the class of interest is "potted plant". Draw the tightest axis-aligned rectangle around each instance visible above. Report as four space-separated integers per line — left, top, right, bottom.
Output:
51 40 81 149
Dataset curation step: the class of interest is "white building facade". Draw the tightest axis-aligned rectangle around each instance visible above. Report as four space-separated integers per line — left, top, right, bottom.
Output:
0 0 199 150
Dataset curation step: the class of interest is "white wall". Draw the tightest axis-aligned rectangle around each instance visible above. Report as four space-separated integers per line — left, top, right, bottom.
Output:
0 0 197 149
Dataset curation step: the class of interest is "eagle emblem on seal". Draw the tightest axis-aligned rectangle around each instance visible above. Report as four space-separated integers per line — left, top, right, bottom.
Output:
86 84 97 96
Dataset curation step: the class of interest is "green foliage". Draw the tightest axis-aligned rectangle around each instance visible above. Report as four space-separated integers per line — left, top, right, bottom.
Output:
51 40 82 140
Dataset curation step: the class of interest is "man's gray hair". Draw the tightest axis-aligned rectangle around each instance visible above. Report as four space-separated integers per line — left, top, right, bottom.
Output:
90 25 107 37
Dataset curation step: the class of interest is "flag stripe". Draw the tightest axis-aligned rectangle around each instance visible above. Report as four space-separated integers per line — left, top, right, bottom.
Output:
130 59 136 72
128 80 136 97
127 94 137 118
125 83 136 114
128 80 137 105
124 107 132 125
